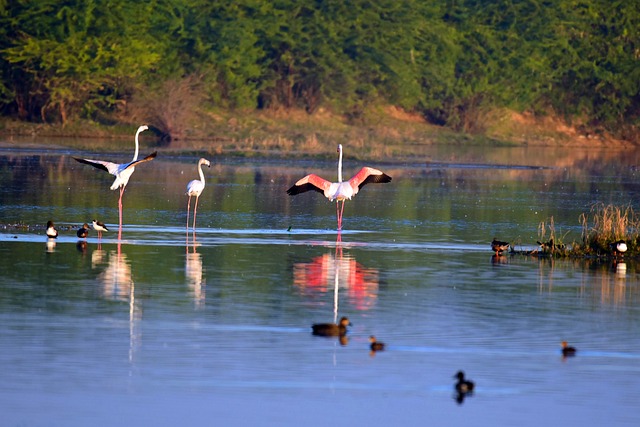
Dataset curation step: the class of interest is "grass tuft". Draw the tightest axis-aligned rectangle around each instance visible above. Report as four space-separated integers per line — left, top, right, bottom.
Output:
578 203 639 256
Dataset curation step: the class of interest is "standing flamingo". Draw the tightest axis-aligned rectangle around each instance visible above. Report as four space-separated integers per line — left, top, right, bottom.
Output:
286 144 392 230
73 125 156 239
186 158 211 230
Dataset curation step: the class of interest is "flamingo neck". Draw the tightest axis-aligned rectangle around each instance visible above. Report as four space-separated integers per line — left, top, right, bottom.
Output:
132 128 142 161
337 144 343 182
198 161 206 186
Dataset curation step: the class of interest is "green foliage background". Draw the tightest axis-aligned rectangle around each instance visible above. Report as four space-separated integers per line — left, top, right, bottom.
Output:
1 0 638 138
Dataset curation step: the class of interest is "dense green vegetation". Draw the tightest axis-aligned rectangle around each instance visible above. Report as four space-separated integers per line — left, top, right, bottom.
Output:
1 0 638 141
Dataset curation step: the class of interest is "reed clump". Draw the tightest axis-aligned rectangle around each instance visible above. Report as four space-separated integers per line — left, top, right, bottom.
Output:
577 203 639 256
536 217 570 257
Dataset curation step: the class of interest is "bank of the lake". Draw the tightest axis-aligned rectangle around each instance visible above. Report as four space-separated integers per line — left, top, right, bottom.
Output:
0 107 634 162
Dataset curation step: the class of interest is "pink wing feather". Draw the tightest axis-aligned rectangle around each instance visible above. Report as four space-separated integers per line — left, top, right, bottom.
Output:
287 174 332 196
348 167 392 191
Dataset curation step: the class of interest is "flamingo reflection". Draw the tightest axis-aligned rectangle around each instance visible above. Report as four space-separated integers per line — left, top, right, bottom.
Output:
96 243 141 363
186 242 206 308
293 242 379 315
98 245 133 301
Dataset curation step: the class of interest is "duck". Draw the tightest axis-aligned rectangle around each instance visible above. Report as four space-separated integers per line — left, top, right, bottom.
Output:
91 219 109 239
610 240 627 256
46 221 58 238
537 238 555 253
312 317 351 337
491 238 509 254
561 341 577 357
369 335 385 351
77 223 90 238
454 371 475 394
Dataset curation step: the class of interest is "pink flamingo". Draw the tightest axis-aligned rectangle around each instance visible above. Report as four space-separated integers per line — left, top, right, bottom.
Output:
186 158 211 230
287 144 391 230
73 125 156 239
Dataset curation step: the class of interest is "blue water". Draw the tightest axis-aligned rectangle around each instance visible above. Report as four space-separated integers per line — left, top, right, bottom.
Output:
1 148 640 426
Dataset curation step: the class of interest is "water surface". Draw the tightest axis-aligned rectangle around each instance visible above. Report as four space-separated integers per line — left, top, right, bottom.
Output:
1 143 639 426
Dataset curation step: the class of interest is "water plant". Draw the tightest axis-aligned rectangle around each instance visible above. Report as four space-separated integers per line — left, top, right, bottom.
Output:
536 216 570 257
578 203 639 256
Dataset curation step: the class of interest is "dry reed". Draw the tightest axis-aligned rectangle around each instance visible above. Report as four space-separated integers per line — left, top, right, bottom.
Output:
579 203 639 255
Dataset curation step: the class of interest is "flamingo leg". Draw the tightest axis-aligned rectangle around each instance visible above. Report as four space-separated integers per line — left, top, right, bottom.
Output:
193 195 200 230
336 200 345 230
118 186 125 240
186 195 192 230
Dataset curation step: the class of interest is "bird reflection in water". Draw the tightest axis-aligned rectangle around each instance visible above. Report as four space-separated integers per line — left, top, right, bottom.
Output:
96 243 141 363
76 240 88 254
45 239 56 253
491 254 508 265
186 236 206 309
293 238 379 319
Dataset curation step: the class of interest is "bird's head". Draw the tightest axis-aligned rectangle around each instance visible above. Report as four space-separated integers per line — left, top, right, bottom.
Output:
337 144 342 153
201 158 211 168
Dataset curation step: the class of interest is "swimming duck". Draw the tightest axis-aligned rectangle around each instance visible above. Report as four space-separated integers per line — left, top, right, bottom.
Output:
46 221 58 238
454 371 475 394
92 219 109 238
491 238 509 254
77 223 90 238
561 341 577 357
369 335 385 351
312 317 351 337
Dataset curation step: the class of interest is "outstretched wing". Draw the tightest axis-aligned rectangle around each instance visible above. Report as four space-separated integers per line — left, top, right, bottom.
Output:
73 157 120 175
119 151 157 173
287 174 332 196
348 167 392 191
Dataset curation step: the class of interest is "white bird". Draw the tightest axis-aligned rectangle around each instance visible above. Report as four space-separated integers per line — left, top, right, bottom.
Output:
612 240 628 255
73 125 156 239
92 219 109 239
286 144 392 230
46 220 58 238
186 158 211 230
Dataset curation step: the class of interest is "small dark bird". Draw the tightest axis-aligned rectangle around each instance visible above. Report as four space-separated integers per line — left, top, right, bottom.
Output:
537 238 555 253
491 238 509 254
369 335 385 351
561 341 577 357
77 223 90 238
92 219 109 239
46 220 58 238
312 317 351 337
454 371 475 394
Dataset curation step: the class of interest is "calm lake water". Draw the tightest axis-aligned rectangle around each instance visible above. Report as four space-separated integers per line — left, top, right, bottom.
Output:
1 141 640 426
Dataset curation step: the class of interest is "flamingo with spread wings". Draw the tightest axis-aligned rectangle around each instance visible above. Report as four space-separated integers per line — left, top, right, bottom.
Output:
287 144 391 230
73 125 156 239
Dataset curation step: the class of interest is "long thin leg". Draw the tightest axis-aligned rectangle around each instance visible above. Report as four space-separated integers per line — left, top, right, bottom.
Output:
186 195 192 230
118 186 125 240
336 201 341 230
339 200 345 230
193 195 200 230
